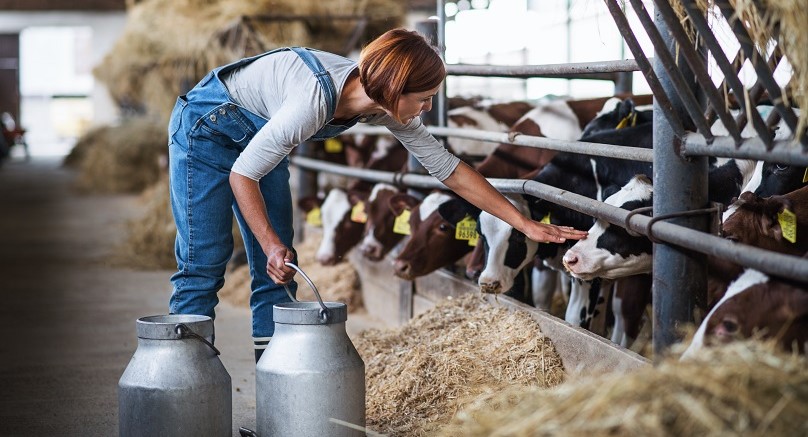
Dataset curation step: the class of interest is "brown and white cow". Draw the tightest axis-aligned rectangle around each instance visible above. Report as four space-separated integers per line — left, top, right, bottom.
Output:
356 182 408 261
682 269 808 358
391 191 480 280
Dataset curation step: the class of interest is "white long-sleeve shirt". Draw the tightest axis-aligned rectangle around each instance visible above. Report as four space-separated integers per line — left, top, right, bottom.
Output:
222 50 459 181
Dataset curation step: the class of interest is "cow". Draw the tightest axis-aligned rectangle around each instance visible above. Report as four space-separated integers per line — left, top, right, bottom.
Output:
681 268 808 358
445 101 535 158
298 135 408 265
356 182 408 261
391 191 481 280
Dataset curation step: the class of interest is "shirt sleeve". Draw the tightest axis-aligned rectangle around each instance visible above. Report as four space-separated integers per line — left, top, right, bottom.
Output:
370 115 461 182
231 79 327 181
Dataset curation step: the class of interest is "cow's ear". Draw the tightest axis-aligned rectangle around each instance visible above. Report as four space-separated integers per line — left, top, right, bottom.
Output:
389 193 419 216
739 191 758 202
347 189 369 206
437 198 481 224
297 195 323 212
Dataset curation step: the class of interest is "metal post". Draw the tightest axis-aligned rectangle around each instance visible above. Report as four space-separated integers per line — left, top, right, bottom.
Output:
651 8 708 359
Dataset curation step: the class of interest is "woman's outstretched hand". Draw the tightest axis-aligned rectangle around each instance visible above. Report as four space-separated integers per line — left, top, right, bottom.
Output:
265 244 296 284
522 220 588 244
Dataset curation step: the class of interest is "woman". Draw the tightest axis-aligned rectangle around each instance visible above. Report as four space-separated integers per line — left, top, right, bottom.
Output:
167 28 587 361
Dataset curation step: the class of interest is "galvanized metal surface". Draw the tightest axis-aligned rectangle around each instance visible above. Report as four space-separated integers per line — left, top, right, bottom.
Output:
255 314 365 437
344 125 655 162
447 59 643 80
118 315 232 437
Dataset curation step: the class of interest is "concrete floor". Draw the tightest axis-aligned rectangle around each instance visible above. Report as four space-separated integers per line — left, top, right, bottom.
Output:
0 156 382 436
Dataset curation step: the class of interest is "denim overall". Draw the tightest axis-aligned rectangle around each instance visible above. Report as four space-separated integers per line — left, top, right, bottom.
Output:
166 47 359 358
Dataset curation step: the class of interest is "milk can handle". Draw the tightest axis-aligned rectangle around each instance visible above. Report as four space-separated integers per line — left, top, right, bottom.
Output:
282 261 330 322
175 323 221 355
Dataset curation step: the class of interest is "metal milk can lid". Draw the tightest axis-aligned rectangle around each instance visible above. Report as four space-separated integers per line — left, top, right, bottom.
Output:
136 314 214 340
273 301 348 325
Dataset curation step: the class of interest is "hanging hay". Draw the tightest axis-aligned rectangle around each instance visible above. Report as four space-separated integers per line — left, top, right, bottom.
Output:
440 340 808 436
672 0 807 139
70 117 167 194
354 294 565 436
94 0 405 119
218 231 363 310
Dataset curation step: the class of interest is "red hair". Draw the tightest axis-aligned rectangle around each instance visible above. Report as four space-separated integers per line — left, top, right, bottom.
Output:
359 28 446 122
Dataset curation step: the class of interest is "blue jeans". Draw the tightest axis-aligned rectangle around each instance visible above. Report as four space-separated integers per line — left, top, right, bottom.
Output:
167 72 298 342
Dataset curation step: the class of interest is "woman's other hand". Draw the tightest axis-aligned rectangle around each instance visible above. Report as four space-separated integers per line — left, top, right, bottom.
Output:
265 244 296 284
522 220 588 244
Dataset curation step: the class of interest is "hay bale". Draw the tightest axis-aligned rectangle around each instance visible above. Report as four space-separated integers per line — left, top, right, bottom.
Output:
115 176 177 270
440 340 808 436
71 117 167 194
94 0 404 119
218 231 363 310
354 294 565 436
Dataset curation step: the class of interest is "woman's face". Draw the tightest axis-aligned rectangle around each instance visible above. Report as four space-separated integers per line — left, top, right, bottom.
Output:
393 86 441 123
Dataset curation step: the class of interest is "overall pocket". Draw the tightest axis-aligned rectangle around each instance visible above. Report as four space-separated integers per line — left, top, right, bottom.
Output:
168 95 189 143
194 103 255 150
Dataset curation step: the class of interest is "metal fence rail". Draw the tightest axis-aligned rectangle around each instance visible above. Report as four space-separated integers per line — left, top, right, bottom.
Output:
292 156 808 283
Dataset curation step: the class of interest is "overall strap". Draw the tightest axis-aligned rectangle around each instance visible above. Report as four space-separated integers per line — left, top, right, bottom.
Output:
289 47 338 123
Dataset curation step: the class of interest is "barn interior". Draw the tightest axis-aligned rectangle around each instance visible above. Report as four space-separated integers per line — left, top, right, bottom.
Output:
1 0 806 436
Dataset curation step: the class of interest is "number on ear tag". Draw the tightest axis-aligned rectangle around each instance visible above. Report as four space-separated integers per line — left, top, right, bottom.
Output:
306 207 322 226
393 210 411 235
778 208 797 243
455 215 478 241
350 201 367 223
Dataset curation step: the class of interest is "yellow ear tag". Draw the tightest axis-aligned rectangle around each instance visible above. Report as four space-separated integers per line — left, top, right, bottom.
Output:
777 208 797 243
324 138 343 153
468 232 479 247
455 215 478 241
540 212 551 224
306 206 322 226
393 209 411 235
615 115 631 129
630 111 638 127
350 201 367 223
802 167 808 183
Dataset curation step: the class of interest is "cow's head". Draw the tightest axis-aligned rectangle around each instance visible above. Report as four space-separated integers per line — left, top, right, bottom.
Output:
563 175 654 281
358 183 409 261
392 192 480 280
312 187 368 266
476 194 539 294
722 190 807 256
683 269 808 358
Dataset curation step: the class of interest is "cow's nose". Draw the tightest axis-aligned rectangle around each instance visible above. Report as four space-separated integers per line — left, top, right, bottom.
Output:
479 280 501 294
316 253 336 266
563 251 579 269
393 260 412 279
361 244 382 261
466 267 481 281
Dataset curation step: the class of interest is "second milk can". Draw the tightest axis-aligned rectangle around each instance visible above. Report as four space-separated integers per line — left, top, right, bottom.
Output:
255 263 365 437
118 314 232 437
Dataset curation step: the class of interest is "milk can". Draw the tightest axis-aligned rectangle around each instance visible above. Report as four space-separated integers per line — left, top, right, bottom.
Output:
118 314 232 437
255 262 365 437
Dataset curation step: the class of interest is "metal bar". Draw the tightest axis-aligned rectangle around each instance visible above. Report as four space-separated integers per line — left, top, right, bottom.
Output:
732 48 782 135
436 0 447 130
290 156 808 282
704 50 744 125
681 0 773 149
603 0 686 138
649 5 709 356
715 0 805 146
653 0 742 143
446 58 643 79
345 125 654 162
629 0 713 139
683 134 808 166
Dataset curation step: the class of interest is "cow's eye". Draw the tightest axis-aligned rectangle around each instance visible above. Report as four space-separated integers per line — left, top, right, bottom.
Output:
439 223 450 232
774 163 789 172
721 319 738 333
